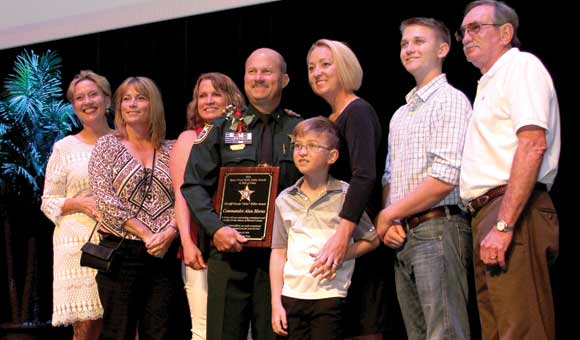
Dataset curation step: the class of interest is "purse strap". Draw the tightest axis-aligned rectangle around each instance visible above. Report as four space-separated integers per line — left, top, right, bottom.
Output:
134 149 156 218
88 148 157 251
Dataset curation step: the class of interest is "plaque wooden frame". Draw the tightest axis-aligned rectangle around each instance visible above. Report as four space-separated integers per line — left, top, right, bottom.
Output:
214 166 279 248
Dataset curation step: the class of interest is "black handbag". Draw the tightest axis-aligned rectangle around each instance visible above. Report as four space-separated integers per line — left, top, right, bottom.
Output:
80 222 124 273
80 149 156 272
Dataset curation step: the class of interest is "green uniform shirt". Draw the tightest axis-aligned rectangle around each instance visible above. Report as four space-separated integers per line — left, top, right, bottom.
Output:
181 104 302 237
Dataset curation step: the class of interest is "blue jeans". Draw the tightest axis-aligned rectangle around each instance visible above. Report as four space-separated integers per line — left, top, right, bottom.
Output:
394 213 472 340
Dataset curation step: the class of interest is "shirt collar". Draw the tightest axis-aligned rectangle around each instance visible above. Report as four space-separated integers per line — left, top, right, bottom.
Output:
247 104 284 127
480 47 519 82
288 175 343 196
405 73 448 104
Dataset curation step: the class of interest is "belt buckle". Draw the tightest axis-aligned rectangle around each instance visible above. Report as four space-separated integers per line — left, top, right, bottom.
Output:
467 202 476 215
478 195 489 208
468 195 490 215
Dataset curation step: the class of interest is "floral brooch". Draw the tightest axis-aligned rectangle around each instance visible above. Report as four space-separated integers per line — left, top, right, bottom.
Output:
224 104 254 132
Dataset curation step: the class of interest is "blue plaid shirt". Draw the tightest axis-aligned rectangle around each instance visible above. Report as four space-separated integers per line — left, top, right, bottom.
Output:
383 74 471 207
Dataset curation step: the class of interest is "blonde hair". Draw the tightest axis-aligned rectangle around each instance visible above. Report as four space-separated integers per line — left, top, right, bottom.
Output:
66 70 111 103
113 77 166 149
307 39 363 91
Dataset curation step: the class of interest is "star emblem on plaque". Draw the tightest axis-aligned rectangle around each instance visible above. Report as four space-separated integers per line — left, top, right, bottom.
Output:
238 184 255 202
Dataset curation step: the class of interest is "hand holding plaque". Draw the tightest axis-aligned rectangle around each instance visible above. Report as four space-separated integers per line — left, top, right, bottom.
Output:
212 226 248 252
214 166 279 248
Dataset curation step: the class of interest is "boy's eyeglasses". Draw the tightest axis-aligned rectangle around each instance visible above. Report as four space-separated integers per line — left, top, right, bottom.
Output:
454 22 502 41
292 142 332 153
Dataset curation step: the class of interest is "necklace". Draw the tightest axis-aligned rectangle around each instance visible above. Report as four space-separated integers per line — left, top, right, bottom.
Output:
330 95 358 121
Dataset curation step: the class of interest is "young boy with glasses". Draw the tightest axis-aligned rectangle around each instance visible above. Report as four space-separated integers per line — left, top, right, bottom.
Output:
269 116 379 340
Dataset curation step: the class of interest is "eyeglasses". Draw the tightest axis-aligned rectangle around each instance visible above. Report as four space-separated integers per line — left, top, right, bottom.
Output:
454 22 502 41
292 142 332 153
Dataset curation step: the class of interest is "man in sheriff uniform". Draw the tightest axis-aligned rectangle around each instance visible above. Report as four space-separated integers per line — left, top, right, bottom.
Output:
182 48 302 340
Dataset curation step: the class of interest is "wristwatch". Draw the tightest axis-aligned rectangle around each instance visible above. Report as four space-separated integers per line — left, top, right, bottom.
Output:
495 220 514 233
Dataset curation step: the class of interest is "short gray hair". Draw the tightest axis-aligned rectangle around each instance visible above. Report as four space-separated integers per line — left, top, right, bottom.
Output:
464 0 520 47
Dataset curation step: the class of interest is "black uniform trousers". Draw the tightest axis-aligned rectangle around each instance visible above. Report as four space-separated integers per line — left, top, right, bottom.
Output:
207 247 275 340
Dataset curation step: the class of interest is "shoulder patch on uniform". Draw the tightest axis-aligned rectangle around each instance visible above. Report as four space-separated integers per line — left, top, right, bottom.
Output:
193 124 213 145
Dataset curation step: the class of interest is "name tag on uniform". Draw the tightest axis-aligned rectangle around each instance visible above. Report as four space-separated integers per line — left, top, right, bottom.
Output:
230 144 245 150
225 132 252 144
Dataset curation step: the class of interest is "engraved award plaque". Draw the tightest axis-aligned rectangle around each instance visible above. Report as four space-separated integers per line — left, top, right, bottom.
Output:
214 166 279 247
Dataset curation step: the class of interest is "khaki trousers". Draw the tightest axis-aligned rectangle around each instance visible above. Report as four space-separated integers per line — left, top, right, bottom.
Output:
472 190 559 340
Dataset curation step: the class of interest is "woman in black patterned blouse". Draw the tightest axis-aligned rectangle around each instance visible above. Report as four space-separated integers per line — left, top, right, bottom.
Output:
88 76 179 340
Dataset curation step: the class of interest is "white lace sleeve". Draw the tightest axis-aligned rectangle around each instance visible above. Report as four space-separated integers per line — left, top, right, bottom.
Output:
41 142 67 223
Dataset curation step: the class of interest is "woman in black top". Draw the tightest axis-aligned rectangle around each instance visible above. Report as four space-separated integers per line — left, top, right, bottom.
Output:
307 39 390 339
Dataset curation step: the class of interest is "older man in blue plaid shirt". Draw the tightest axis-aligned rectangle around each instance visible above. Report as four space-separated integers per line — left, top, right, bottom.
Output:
376 17 472 340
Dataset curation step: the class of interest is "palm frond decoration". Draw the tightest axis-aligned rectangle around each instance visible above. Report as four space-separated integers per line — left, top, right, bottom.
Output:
0 49 80 203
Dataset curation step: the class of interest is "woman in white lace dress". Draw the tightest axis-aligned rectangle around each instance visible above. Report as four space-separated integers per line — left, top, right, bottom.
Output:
41 70 112 340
